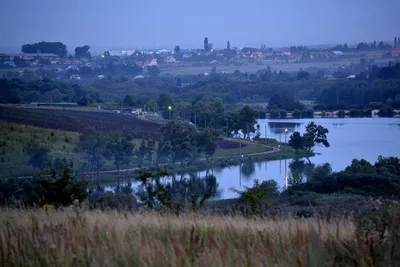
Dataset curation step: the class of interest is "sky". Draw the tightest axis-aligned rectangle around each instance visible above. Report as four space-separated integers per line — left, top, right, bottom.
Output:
1 0 399 53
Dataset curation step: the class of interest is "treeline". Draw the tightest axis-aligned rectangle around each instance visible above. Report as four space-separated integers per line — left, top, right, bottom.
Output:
0 78 99 104
2 63 400 116
288 156 400 198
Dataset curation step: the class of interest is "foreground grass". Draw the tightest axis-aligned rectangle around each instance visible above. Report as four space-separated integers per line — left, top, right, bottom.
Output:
0 210 352 266
1 209 399 267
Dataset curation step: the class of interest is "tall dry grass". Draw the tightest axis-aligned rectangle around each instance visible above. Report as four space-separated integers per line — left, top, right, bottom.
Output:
0 209 398 267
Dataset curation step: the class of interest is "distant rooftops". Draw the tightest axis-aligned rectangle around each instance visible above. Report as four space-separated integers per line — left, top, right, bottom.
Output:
4 53 60 57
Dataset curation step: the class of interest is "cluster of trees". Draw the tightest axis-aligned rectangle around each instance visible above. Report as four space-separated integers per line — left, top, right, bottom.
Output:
0 78 99 104
288 122 330 153
76 119 223 173
288 156 400 198
0 161 89 207
0 160 219 213
74 45 91 60
21 42 68 58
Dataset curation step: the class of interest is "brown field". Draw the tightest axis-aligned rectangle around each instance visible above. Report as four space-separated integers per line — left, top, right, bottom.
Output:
1 209 399 267
0 106 160 138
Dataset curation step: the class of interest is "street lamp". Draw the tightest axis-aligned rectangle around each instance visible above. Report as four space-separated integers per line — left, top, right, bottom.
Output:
284 128 288 143
168 106 172 120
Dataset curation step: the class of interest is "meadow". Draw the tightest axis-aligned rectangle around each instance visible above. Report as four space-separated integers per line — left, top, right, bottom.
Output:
0 208 399 267
161 58 394 75
0 121 80 177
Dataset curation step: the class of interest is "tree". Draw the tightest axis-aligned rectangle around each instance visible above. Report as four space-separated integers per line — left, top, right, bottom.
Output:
174 46 180 53
77 96 88 106
196 129 219 161
104 137 135 171
136 140 148 165
288 131 304 153
297 70 310 80
232 179 279 216
302 122 330 152
238 105 257 139
160 120 197 166
210 65 217 75
157 93 174 109
74 45 91 60
33 161 90 207
21 42 68 58
123 95 134 107
227 41 230 50
147 65 160 77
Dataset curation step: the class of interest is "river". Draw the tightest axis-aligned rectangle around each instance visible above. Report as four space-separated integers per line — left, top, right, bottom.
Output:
107 118 400 200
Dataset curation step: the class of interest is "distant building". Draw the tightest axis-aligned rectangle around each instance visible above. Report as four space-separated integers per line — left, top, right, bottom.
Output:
0 53 10 61
331 51 344 56
346 74 356 79
70 74 81 80
4 61 16 67
66 64 80 70
31 102 80 108
6 53 60 61
164 56 178 63
392 50 400 57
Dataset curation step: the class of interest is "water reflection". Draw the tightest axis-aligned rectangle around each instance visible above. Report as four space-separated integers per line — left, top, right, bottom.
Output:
241 161 256 180
268 122 301 134
107 170 222 202
287 159 315 186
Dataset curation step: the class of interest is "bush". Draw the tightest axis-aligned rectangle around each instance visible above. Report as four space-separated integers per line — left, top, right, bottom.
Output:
279 109 287 118
378 107 394 117
363 109 372 116
269 109 280 118
349 109 362 117
301 109 314 118
337 110 346 117
292 109 301 118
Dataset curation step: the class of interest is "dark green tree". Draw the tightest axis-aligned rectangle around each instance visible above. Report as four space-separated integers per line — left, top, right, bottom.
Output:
21 42 68 58
160 120 197 166
74 45 91 60
288 131 304 153
147 65 160 77
302 122 330 152
33 161 90 207
239 105 257 139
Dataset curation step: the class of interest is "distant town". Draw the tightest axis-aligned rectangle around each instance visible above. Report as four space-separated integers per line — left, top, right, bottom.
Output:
1 37 400 81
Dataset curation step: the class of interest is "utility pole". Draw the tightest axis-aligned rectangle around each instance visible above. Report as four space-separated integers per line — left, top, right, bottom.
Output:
226 120 228 137
265 123 267 144
239 140 242 159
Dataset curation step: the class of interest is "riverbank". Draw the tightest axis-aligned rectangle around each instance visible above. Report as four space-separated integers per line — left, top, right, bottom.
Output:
86 144 313 183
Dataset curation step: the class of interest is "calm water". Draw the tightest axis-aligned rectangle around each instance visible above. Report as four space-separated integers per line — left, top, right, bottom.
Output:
107 118 400 199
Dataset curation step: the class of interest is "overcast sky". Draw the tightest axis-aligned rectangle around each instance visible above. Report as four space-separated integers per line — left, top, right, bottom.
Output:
1 0 399 52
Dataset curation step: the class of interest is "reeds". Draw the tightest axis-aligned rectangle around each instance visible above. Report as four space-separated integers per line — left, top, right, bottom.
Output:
0 209 398 267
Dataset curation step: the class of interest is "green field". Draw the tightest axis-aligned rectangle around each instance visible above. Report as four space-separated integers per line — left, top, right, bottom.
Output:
161 58 394 75
215 140 273 157
0 121 81 177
